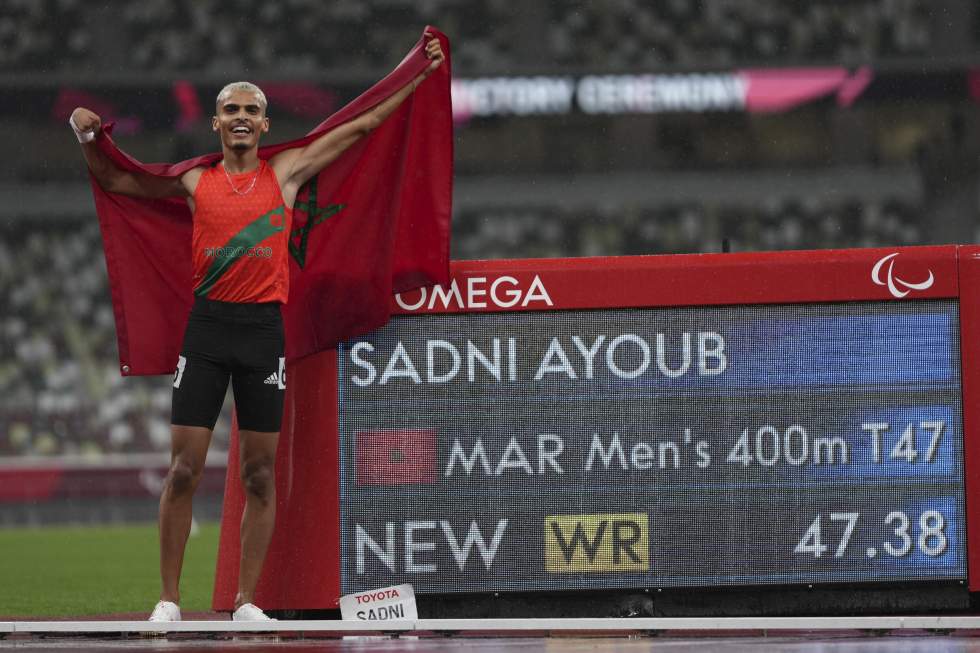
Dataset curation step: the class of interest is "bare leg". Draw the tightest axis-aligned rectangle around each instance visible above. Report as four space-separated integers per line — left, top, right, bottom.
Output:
234 428 279 609
159 424 213 604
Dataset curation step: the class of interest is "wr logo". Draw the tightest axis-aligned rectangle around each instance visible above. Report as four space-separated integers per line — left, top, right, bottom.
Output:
544 513 649 573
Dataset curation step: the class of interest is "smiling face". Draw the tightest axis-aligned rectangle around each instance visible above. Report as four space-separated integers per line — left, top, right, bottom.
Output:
213 89 270 152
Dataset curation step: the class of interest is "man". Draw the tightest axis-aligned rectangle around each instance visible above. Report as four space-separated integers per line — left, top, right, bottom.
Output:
70 35 444 622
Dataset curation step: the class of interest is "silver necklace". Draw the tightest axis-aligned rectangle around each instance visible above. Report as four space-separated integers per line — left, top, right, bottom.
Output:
221 161 261 196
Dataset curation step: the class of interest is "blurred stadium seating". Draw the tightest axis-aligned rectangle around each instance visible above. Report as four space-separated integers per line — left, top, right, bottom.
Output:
453 197 923 260
545 0 934 68
0 0 90 70
0 220 231 458
0 0 943 74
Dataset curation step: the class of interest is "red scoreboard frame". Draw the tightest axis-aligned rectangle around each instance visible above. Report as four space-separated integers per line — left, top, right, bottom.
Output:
212 245 980 610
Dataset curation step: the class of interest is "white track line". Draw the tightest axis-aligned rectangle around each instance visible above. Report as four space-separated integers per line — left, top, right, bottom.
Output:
4 620 410 634
5 616 980 634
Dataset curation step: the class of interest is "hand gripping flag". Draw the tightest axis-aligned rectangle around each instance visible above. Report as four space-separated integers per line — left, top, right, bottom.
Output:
88 28 452 375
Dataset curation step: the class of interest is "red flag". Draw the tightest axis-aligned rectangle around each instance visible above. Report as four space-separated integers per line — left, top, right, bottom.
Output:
355 429 437 485
89 28 452 376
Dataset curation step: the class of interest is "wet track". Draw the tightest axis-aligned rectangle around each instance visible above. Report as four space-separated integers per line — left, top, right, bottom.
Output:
5 633 980 652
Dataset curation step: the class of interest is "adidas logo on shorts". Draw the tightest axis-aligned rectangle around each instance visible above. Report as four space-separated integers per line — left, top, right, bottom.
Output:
266 357 286 389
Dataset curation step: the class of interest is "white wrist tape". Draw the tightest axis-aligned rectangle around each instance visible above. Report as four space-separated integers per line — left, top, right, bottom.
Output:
69 115 96 144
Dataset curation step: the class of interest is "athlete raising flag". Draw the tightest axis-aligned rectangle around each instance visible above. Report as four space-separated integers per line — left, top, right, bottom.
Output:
71 34 445 622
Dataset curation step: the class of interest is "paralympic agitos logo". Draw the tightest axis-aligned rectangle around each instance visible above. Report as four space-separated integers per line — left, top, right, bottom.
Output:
871 253 934 299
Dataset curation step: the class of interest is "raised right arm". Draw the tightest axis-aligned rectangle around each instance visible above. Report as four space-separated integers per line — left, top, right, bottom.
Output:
71 107 193 199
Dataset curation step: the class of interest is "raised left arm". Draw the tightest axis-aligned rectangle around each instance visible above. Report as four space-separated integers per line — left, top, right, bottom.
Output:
272 35 444 199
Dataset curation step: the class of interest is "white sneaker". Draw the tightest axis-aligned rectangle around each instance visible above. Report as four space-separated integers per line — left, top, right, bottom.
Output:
232 603 276 621
148 600 181 621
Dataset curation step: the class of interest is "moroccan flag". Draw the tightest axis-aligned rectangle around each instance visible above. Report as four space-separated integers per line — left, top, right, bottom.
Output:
88 27 452 376
355 429 437 485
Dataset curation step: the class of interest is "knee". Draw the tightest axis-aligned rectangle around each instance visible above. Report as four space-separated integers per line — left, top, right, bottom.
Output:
241 459 274 502
166 460 201 497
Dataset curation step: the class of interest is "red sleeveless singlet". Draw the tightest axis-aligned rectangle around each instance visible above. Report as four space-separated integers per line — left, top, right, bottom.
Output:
191 160 293 304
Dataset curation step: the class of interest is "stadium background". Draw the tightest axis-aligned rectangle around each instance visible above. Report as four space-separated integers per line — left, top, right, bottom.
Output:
0 0 977 615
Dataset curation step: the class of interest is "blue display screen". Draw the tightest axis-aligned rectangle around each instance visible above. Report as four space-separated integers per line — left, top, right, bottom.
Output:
337 301 965 594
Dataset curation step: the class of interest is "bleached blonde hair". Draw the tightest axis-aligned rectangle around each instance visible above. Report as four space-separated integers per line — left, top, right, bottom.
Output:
215 81 268 112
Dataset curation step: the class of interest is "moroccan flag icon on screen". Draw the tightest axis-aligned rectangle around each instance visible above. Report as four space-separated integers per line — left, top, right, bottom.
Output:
355 430 437 485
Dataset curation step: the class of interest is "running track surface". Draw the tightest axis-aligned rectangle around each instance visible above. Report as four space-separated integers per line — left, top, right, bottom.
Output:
5 634 980 652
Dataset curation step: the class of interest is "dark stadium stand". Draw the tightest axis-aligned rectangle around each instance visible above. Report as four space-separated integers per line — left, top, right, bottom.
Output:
0 0 91 70
0 221 231 457
452 198 923 260
0 0 942 74
545 0 934 68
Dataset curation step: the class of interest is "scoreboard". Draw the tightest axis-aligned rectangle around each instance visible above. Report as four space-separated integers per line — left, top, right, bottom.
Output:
338 302 964 593
213 245 980 610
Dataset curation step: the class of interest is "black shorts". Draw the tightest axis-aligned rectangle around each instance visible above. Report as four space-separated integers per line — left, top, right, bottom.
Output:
171 296 286 433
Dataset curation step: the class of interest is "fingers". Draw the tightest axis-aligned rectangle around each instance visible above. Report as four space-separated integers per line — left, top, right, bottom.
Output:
426 49 444 66
420 33 444 76
423 34 443 61
78 115 100 132
71 107 101 131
